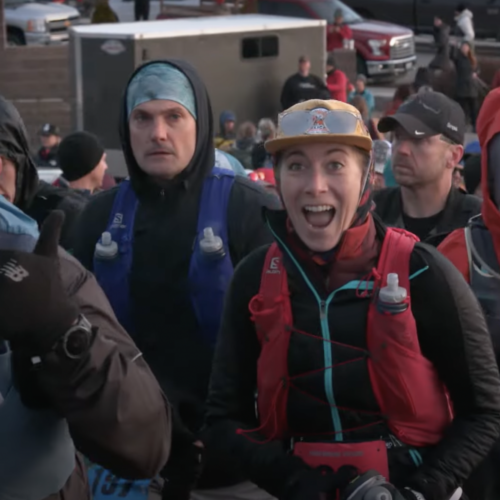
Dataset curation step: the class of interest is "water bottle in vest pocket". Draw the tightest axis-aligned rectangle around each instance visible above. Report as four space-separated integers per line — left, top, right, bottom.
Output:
190 224 233 346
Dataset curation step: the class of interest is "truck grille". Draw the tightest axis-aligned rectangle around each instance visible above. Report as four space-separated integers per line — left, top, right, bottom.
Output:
390 36 415 60
48 15 80 33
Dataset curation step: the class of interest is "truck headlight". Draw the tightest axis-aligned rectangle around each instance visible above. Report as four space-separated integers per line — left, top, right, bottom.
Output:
26 19 47 33
368 39 387 56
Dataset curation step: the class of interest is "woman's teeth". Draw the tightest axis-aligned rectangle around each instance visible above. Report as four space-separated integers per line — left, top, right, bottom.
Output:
302 205 336 228
303 205 334 212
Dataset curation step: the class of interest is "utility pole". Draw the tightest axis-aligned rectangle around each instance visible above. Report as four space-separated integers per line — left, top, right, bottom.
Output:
0 0 5 50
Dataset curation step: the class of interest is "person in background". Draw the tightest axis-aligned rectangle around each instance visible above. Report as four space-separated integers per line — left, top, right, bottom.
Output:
452 41 478 130
28 132 108 250
36 123 61 168
348 75 375 118
375 91 480 246
373 139 392 191
429 16 452 72
214 110 237 151
134 0 149 21
56 131 108 194
492 69 500 89
102 172 117 190
326 8 353 51
452 163 465 190
351 95 383 140
281 55 330 110
216 148 248 177
91 0 119 23
325 53 348 102
228 121 257 171
413 67 433 94
463 153 482 199
252 118 277 170
438 87 500 500
384 84 415 117
454 3 475 44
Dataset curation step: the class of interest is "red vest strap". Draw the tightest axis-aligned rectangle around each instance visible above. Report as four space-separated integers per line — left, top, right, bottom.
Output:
376 228 419 290
249 243 292 440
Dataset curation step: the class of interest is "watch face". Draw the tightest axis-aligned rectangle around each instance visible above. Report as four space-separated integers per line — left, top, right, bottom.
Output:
65 328 90 358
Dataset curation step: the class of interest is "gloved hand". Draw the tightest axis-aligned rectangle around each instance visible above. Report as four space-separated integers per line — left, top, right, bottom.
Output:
0 211 78 355
161 409 205 499
340 470 425 500
282 467 339 500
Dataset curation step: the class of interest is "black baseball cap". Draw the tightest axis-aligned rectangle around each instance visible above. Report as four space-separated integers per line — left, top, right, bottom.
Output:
38 123 60 137
378 91 466 145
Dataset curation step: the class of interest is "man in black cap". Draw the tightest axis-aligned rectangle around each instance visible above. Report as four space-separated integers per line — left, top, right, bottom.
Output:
56 131 108 194
374 91 480 246
27 132 107 250
280 55 330 110
35 123 61 168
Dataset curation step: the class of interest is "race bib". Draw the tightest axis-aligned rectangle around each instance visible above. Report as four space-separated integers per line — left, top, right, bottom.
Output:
87 464 156 500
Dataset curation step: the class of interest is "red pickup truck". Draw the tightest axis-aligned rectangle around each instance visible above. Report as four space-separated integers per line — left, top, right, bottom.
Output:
258 0 417 79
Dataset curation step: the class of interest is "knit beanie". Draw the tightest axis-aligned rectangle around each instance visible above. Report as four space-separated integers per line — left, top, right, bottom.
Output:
57 132 105 182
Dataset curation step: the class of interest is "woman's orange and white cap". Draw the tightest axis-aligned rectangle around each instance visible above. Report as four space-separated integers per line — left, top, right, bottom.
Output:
265 99 373 155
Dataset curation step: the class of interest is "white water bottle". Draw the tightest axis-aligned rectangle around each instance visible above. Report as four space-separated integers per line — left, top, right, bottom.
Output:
95 231 118 260
199 227 225 259
377 273 408 314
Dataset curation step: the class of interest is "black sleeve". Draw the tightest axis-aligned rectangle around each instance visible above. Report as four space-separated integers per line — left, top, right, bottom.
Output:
204 247 308 497
408 243 500 500
71 189 117 271
281 78 294 111
227 177 281 266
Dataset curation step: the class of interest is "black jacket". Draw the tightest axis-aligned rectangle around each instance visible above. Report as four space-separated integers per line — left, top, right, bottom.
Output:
26 181 91 251
280 73 330 110
71 59 277 489
451 48 478 99
205 210 500 500
373 187 481 247
429 23 451 71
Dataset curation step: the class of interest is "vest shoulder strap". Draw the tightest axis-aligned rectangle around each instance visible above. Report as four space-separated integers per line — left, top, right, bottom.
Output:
252 243 291 342
376 227 418 290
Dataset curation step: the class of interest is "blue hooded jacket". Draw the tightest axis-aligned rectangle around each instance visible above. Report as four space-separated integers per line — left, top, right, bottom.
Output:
0 196 74 500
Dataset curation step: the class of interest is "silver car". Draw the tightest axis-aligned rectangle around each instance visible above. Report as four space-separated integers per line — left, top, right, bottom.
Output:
5 0 81 46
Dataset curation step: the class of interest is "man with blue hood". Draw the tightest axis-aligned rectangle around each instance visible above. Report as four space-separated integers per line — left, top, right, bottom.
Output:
72 60 276 499
0 95 171 500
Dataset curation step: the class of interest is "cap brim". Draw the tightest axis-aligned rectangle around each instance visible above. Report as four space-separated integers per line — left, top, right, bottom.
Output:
378 114 436 138
265 134 372 155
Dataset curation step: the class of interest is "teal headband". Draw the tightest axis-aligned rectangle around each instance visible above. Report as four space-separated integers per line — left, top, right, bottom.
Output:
126 62 197 119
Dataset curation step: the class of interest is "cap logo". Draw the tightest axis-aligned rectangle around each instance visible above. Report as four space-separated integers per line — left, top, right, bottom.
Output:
305 108 329 135
43 124 50 132
421 102 441 114
447 122 458 132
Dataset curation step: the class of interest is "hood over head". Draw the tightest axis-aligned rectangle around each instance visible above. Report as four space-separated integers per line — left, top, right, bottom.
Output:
0 96 39 210
119 59 215 197
219 110 236 133
477 88 500 258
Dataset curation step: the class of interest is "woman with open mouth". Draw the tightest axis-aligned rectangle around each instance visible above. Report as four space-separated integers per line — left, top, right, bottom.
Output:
203 99 500 500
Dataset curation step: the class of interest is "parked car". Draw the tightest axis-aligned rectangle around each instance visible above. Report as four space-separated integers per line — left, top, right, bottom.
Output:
5 0 81 46
343 0 500 39
258 0 417 79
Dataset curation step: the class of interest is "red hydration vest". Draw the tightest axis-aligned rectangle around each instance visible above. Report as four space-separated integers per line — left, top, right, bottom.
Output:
248 227 453 448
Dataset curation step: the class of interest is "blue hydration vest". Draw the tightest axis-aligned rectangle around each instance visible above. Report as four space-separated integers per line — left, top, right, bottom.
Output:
88 166 235 500
0 196 75 500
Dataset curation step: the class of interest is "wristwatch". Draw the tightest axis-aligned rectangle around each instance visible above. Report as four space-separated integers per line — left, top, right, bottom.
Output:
58 315 94 360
